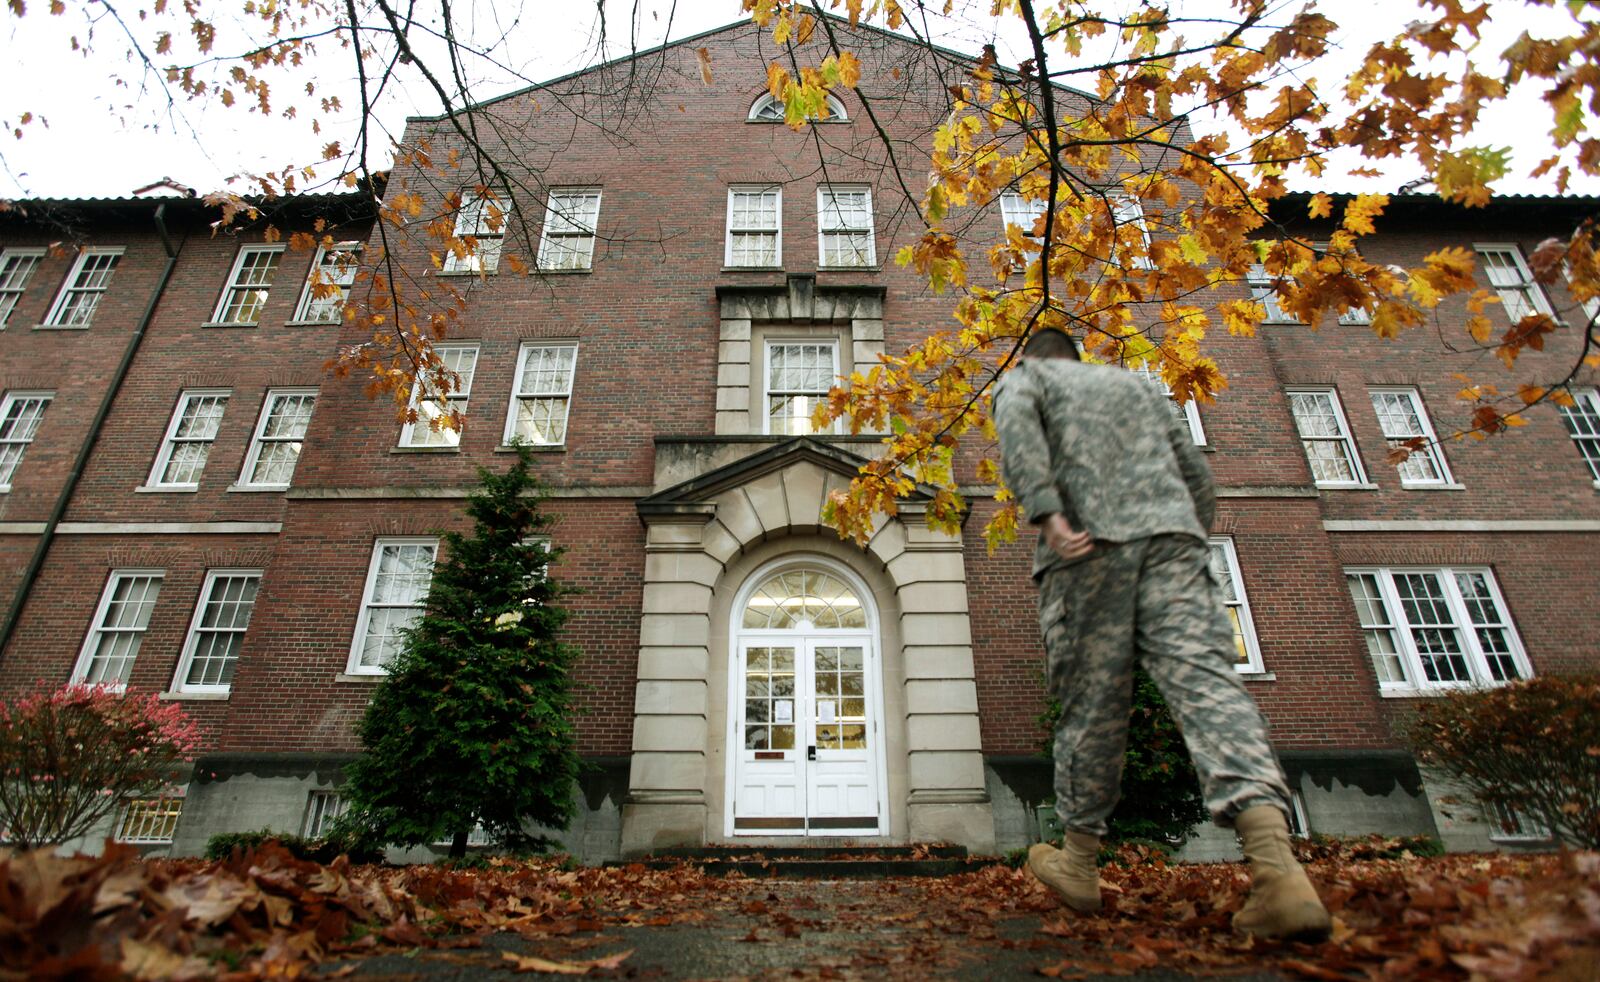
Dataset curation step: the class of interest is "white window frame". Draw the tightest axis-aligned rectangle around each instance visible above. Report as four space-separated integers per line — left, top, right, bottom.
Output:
1475 243 1554 323
503 342 578 447
1557 386 1600 485
726 186 783 268
1110 195 1154 270
763 339 840 436
1287 788 1310 838
146 389 230 490
399 345 479 449
347 537 439 675
1208 537 1265 674
1000 192 1047 236
210 244 285 325
1287 387 1369 487
292 241 362 323
44 247 124 327
1342 566 1531 693
237 388 316 489
817 185 876 268
441 193 507 274
303 790 347 837
0 247 44 329
1483 798 1552 844
0 391 52 492
115 792 185 845
748 91 847 122
1131 364 1206 445
71 570 164 688
1369 387 1454 487
536 189 602 271
171 569 262 694
1247 264 1298 324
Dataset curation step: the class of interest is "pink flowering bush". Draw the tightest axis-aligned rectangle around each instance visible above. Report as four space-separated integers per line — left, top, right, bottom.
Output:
0 684 202 849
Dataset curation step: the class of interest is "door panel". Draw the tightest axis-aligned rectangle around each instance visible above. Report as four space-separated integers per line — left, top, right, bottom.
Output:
733 644 804 832
806 643 879 831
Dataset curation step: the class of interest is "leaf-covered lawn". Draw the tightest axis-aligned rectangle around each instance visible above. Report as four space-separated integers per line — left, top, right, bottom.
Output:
3 841 1595 979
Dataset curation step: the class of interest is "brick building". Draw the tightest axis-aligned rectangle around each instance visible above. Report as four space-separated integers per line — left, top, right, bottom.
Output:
2 20 1597 860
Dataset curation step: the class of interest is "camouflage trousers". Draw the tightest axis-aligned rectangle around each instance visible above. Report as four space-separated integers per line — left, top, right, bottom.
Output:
1038 534 1291 836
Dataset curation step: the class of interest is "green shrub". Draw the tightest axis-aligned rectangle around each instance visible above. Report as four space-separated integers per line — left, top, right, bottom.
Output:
1404 674 1600 849
1040 666 1207 845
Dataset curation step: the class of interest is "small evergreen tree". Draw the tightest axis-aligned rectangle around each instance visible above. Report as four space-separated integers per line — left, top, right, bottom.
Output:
340 444 580 857
1041 666 1207 845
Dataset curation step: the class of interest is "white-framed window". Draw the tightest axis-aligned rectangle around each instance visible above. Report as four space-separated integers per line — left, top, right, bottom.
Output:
1557 387 1600 482
1247 264 1296 324
399 345 478 448
172 569 261 693
1305 241 1372 325
211 245 284 325
147 390 230 489
442 192 507 274
434 824 493 848
238 389 316 489
1370 388 1453 486
817 186 875 268
348 538 438 674
44 248 123 327
1208 537 1264 673
293 241 362 323
72 570 164 686
765 340 838 436
727 186 782 267
1287 388 1368 486
1000 192 1047 236
1343 567 1530 691
1131 363 1206 445
1484 799 1551 843
1110 195 1154 270
748 91 847 122
504 343 578 446
115 793 184 844
1287 788 1310 838
303 790 347 838
1476 244 1553 322
0 391 51 492
537 190 602 271
0 248 44 328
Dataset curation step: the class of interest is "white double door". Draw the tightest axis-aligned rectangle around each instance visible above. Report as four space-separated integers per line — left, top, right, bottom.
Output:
731 635 884 835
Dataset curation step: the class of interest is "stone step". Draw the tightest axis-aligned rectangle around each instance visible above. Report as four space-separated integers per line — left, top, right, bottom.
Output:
606 844 998 879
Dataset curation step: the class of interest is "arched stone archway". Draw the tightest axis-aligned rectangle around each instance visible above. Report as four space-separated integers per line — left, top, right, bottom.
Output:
623 438 992 856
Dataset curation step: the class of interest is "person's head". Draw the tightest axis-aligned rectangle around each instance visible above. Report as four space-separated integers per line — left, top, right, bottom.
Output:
1022 328 1080 361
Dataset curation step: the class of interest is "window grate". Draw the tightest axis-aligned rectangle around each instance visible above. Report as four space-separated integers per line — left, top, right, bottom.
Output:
117 794 184 844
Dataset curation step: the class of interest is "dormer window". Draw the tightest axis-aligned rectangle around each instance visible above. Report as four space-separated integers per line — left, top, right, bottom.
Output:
748 92 848 122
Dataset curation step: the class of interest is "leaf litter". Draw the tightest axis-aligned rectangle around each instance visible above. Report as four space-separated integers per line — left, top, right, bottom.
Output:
0 839 1595 979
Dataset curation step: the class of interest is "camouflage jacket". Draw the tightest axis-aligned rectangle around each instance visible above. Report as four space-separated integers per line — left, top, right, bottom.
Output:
993 357 1216 579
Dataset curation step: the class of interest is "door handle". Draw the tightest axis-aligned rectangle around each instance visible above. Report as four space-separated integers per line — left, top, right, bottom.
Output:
807 745 817 761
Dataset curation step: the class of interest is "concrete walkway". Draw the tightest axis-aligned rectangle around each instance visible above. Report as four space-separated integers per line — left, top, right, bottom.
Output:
330 877 1286 980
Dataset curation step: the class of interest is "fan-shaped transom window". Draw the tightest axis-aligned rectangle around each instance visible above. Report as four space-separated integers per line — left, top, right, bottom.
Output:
742 567 866 630
748 92 848 122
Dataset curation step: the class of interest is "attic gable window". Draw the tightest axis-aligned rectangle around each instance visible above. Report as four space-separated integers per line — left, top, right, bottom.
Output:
748 92 848 122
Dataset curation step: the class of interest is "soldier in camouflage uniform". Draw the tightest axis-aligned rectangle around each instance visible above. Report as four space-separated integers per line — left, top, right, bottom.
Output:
993 328 1330 942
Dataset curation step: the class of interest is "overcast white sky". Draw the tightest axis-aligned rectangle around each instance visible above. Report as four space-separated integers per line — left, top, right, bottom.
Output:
1 0 1594 200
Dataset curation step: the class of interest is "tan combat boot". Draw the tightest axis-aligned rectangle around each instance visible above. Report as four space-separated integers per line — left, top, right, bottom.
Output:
1027 831 1102 913
1232 805 1332 942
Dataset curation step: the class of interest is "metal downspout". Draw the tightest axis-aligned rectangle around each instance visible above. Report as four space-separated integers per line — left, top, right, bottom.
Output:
0 203 183 659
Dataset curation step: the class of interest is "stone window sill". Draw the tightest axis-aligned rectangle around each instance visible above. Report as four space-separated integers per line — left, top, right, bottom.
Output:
135 485 199 494
494 444 565 453
33 323 89 331
335 673 384 683
284 319 339 328
1315 482 1379 491
1235 671 1276 682
227 484 287 493
435 269 500 278
1379 687 1452 699
722 266 784 274
160 691 229 701
202 321 261 329
1400 482 1467 491
391 445 460 454
817 265 882 274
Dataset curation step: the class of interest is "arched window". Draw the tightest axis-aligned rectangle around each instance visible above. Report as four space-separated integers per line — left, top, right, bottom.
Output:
747 92 848 123
741 567 866 630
